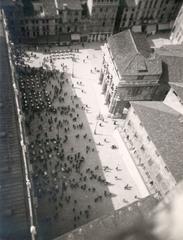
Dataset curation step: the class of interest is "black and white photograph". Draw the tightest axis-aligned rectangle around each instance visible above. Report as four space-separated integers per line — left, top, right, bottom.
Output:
0 0 183 240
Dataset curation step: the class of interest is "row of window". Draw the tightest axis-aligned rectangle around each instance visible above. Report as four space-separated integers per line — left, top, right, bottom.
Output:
93 0 118 3
21 25 78 36
122 0 178 25
20 17 81 25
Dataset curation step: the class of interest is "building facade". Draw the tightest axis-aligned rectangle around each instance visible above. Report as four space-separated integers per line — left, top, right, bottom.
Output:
87 0 119 41
116 0 182 34
170 3 183 44
119 102 180 197
7 0 89 44
99 30 162 117
4 0 183 43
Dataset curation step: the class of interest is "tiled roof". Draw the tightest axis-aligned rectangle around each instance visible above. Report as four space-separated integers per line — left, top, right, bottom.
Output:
108 30 162 77
156 46 183 84
160 55 183 84
131 101 183 182
0 16 30 240
53 195 158 240
57 0 82 10
170 83 183 101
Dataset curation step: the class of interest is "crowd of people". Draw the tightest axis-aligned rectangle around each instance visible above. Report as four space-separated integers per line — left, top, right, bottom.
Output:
13 47 121 237
12 46 136 238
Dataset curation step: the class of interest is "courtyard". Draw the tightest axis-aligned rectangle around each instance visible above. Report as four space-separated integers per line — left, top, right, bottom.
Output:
19 43 149 239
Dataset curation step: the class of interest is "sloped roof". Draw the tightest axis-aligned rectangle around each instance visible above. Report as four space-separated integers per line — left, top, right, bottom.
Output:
57 0 82 10
160 55 183 84
53 195 158 240
131 101 183 182
155 46 183 84
108 30 162 77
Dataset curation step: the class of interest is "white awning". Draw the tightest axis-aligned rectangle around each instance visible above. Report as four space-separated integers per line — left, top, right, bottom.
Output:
71 34 80 41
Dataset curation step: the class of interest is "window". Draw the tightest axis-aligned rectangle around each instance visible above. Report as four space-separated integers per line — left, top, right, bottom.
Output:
138 1 141 9
160 14 164 20
137 75 144 80
140 145 145 151
132 87 142 96
146 171 151 178
148 158 153 166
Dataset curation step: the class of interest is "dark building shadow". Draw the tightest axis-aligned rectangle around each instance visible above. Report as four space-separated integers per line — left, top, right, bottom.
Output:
16 57 115 240
153 62 170 101
0 28 30 240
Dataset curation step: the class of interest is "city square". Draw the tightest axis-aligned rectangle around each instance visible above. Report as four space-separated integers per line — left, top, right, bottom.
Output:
1 0 183 240
15 43 148 239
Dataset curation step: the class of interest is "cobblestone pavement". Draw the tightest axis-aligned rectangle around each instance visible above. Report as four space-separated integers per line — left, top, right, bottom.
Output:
22 43 147 239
